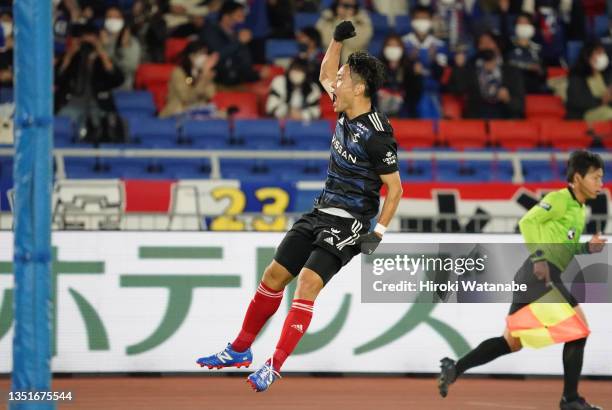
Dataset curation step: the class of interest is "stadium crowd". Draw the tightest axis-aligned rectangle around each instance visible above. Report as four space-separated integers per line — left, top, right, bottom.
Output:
0 0 610 144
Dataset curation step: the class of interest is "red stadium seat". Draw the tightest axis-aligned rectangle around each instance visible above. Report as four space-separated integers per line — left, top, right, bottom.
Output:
391 119 436 149
540 120 591 150
547 67 568 79
592 120 612 148
438 120 488 149
148 83 169 112
135 63 176 90
134 64 176 112
165 38 189 63
441 94 463 119
212 92 259 119
489 120 541 150
525 94 566 120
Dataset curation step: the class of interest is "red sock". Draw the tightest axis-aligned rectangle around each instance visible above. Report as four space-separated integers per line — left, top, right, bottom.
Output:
231 282 284 353
272 299 314 371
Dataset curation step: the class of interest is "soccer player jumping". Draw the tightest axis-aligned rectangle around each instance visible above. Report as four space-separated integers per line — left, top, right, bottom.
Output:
438 150 606 410
196 21 403 392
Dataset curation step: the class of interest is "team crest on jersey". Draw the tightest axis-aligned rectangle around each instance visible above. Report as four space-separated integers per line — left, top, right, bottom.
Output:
567 228 576 240
383 151 397 165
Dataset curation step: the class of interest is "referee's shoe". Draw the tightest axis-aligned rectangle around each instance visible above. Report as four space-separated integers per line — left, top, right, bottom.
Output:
560 396 603 410
196 343 253 369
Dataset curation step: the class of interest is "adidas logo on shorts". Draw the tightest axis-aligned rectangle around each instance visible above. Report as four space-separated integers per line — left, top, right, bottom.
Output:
324 237 334 245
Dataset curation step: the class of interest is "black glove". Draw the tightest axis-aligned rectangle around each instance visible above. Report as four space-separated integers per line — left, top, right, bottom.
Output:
359 232 382 255
334 20 356 42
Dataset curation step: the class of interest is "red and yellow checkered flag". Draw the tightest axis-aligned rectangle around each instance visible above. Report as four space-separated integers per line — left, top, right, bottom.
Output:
506 286 590 349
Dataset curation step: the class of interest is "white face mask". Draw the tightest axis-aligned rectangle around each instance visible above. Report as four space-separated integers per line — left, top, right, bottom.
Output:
193 54 207 69
594 53 609 72
104 18 124 34
412 19 431 35
1 22 12 38
289 70 306 85
384 46 403 62
515 24 534 40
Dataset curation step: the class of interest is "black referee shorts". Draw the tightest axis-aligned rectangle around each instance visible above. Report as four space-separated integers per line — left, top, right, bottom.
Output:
274 209 369 285
508 258 578 316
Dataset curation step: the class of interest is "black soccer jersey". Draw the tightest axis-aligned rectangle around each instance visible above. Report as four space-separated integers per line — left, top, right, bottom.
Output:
315 110 399 221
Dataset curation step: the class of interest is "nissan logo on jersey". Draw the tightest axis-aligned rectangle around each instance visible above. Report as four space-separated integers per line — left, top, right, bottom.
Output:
332 135 357 164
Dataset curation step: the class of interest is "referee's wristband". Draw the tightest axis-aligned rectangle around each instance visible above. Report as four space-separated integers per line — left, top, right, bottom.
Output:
374 223 387 236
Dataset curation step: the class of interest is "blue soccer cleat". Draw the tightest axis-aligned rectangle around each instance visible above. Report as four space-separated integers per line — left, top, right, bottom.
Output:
196 343 253 370
246 359 281 392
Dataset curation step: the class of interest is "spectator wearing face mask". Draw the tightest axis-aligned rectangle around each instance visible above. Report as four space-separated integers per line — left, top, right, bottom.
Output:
316 0 373 63
266 58 321 121
160 41 219 117
377 34 424 118
566 41 612 122
401 6 447 118
296 26 324 84
200 1 260 86
449 31 525 119
506 12 547 94
101 7 142 90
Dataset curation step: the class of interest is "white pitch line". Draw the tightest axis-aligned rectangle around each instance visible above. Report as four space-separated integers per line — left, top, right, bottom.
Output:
466 401 538 410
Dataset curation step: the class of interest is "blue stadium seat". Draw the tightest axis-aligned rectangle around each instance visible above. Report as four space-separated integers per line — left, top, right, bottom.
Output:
220 159 273 180
566 41 583 67
493 160 514 182
265 39 299 62
370 12 390 40
400 160 433 182
522 160 556 182
113 90 156 117
234 119 282 149
159 158 211 179
0 87 13 104
182 119 231 149
294 12 319 31
394 15 411 36
54 116 75 146
64 157 119 179
127 117 178 148
284 120 331 150
368 38 385 58
436 160 493 182
593 15 610 37
0 176 11 211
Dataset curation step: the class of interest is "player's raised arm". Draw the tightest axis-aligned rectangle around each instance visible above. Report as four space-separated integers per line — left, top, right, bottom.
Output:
319 21 356 100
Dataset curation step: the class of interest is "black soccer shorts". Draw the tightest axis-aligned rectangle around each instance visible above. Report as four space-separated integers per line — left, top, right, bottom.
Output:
508 258 578 316
274 209 370 285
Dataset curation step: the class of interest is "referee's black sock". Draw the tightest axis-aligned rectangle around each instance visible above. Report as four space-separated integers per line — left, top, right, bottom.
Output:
455 336 512 377
562 337 587 402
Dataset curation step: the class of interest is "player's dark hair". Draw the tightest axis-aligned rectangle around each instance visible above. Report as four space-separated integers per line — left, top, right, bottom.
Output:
566 150 604 182
346 51 386 98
